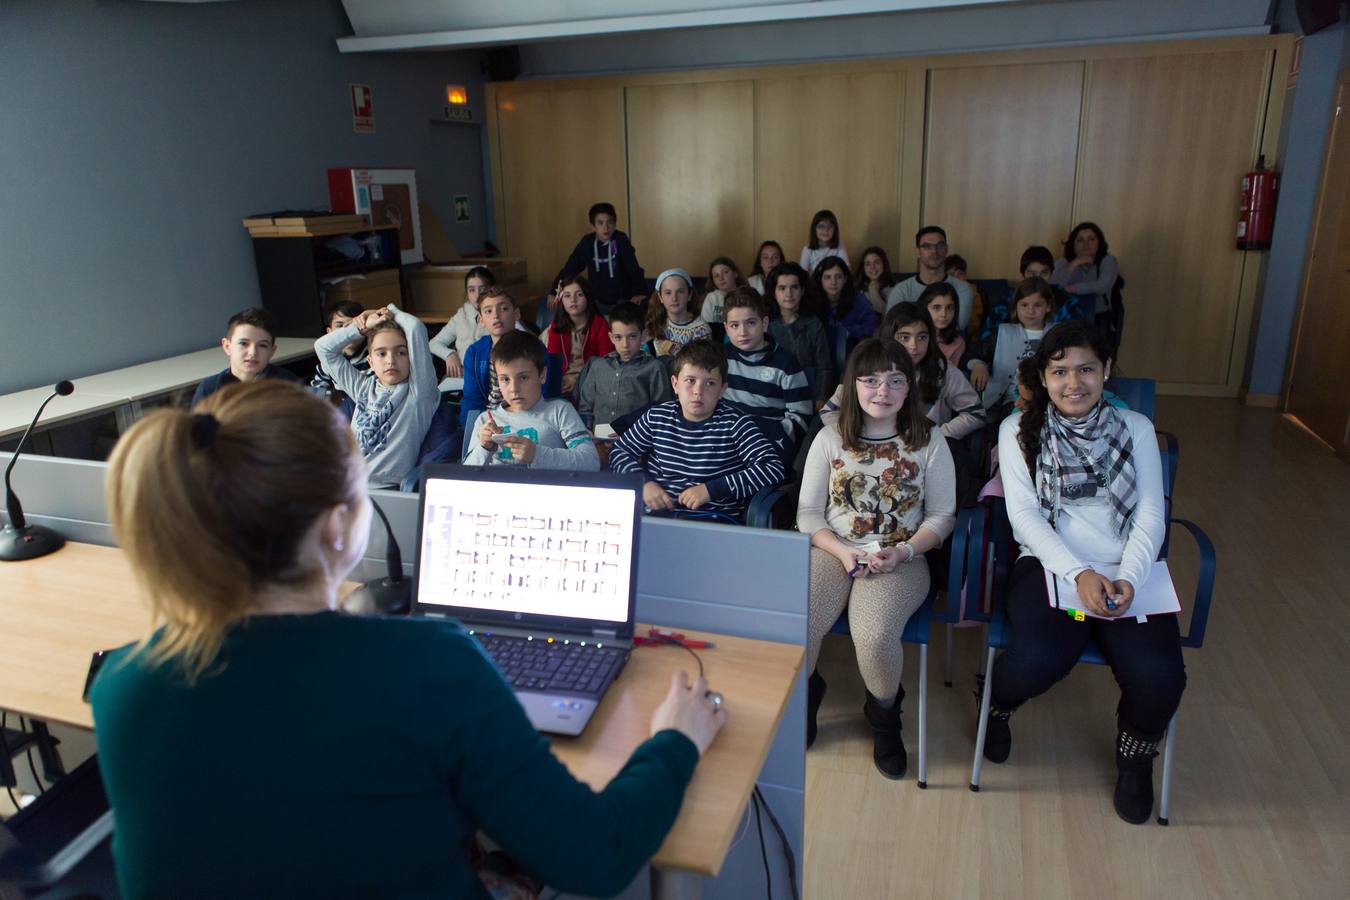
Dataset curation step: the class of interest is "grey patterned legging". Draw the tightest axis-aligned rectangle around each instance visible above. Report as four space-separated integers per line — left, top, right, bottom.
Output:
805 547 931 704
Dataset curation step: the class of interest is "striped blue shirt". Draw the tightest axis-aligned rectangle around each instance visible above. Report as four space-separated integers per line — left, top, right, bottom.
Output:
723 336 813 444
608 401 786 517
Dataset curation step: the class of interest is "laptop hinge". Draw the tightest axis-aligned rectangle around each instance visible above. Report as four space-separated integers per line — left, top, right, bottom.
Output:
593 628 618 641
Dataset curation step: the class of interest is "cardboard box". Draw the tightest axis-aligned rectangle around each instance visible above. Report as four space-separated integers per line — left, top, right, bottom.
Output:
323 268 402 309
406 259 528 317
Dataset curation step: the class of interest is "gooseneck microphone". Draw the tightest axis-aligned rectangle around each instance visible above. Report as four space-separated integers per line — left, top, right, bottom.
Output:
1 380 74 562
340 496 411 616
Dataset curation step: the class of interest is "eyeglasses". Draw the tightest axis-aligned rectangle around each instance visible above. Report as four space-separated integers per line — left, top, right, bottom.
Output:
855 375 909 390
918 241 948 251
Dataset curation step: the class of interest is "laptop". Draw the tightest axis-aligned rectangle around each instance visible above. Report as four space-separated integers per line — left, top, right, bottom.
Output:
413 464 643 736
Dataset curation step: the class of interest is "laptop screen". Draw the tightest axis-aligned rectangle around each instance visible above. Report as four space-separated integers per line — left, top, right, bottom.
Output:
414 469 639 630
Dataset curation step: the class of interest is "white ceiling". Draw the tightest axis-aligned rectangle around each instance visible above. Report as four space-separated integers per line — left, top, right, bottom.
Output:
336 0 1028 52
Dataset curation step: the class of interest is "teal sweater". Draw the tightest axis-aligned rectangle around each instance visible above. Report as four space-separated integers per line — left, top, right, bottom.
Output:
90 612 698 899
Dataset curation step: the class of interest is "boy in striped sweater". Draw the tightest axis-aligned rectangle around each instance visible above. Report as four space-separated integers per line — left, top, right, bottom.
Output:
721 287 813 456
609 340 785 520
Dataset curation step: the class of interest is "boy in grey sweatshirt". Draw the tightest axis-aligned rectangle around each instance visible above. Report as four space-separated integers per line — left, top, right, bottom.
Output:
577 302 673 427
315 304 440 489
465 331 600 471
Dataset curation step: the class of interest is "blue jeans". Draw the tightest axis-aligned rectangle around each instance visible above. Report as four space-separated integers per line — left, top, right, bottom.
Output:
990 556 1186 739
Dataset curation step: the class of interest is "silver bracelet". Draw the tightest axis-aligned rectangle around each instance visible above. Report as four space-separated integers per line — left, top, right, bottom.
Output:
899 541 915 563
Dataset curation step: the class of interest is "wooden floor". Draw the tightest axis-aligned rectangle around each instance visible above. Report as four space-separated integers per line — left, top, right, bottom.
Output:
805 398 1350 899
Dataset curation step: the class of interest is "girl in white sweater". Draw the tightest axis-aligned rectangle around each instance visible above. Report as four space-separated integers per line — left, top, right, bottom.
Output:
986 320 1183 825
798 209 849 273
798 338 956 779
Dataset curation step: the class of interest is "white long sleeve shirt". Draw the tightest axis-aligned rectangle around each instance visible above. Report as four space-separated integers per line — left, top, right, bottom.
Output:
997 408 1165 590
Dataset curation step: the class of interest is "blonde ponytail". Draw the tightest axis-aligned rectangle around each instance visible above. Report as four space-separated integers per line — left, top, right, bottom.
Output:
106 381 360 682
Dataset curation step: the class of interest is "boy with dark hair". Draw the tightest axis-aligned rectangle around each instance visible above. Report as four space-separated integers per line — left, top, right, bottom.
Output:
577 302 673 428
885 225 975 331
459 288 551 428
309 299 369 402
315 303 439 489
609 339 785 520
192 307 298 405
721 287 812 450
464 331 599 471
550 202 646 311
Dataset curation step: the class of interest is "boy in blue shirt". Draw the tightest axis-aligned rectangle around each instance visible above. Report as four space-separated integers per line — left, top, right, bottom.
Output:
609 340 784 520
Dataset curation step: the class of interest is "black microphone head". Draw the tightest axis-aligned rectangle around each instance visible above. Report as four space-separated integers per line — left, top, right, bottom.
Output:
55 380 74 396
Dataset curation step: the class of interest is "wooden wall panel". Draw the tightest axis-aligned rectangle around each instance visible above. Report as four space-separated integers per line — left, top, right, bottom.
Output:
755 72 905 272
923 62 1083 280
493 87 628 294
625 81 755 277
1075 50 1269 386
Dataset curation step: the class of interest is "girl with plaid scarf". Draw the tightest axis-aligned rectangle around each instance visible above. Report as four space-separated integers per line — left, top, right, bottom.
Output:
984 321 1184 825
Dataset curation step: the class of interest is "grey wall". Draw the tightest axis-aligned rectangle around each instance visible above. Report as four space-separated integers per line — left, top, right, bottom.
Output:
516 0 1273 76
1246 16 1350 397
0 0 485 395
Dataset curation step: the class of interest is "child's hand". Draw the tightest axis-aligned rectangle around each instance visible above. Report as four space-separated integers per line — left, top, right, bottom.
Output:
445 351 464 378
546 291 559 309
1108 579 1135 618
865 547 901 575
643 481 675 512
479 419 503 450
678 483 711 509
497 434 536 465
969 361 990 391
1074 569 1115 617
835 546 868 576
357 309 390 333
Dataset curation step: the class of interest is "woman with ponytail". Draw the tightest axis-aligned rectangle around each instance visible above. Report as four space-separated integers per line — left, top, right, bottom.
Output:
91 380 724 898
983 321 1183 825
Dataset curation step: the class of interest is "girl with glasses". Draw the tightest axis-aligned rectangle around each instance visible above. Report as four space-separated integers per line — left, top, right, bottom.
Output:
797 338 956 779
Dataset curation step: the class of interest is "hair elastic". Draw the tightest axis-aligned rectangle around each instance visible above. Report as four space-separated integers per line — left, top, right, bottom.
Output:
189 413 221 449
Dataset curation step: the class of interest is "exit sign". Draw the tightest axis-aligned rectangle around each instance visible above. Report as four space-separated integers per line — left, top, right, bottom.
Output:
443 106 474 123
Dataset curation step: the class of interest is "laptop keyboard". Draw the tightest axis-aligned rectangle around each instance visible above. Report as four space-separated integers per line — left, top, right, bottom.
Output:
476 634 628 697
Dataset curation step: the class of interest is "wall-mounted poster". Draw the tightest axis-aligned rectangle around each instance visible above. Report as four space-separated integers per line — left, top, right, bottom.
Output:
454 195 471 223
350 83 374 133
327 168 423 265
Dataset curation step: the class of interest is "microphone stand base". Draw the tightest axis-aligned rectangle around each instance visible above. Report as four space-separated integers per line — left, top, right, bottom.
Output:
340 577 412 616
0 524 66 562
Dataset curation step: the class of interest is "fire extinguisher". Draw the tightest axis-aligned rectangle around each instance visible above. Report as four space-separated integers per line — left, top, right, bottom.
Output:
1237 154 1279 251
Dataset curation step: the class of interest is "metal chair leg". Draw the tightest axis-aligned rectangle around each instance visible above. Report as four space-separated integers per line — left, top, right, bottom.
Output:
944 624 954 687
1157 714 1177 825
917 644 928 788
970 646 997 791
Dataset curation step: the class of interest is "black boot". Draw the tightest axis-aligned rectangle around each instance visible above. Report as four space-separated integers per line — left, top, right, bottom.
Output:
1113 729 1160 825
974 676 1013 764
862 687 907 779
806 669 827 749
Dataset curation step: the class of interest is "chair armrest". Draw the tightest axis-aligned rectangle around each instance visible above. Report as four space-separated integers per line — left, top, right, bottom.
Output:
933 506 984 624
1169 517 1216 649
1156 429 1179 497
746 485 791 529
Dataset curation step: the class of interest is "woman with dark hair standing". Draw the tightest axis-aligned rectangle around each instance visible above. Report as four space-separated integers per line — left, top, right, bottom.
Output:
1051 222 1120 334
90 381 725 898
985 321 1183 825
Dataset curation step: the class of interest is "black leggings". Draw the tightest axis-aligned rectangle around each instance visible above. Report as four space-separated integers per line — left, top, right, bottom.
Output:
990 556 1186 739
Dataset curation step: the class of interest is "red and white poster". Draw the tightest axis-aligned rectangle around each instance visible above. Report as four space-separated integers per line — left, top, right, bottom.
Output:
350 83 374 133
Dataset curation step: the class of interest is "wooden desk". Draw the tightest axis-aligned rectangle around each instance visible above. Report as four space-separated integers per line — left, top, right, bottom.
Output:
0 388 129 442
0 542 802 886
0 339 317 440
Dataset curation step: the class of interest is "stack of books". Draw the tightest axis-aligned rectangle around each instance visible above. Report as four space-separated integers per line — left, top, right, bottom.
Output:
243 211 371 237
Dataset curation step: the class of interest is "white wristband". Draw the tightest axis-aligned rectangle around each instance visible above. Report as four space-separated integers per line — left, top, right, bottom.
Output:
899 541 915 563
